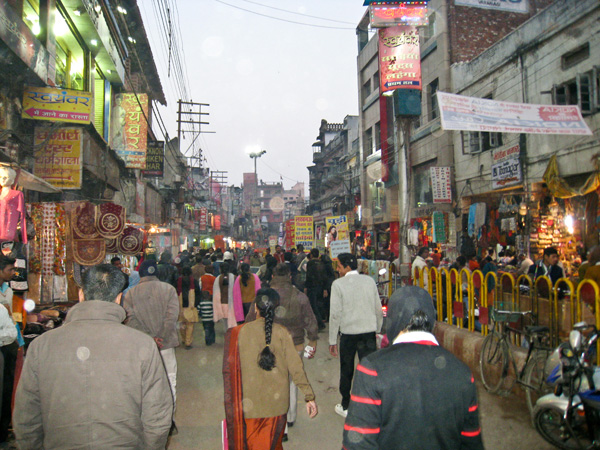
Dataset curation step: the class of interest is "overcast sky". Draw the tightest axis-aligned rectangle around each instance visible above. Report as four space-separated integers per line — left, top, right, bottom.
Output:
139 0 369 192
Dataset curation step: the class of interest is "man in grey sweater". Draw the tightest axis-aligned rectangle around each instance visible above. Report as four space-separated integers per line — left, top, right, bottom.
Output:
329 253 383 418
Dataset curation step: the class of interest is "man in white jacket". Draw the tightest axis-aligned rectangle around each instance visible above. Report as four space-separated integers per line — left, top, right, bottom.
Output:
329 253 383 418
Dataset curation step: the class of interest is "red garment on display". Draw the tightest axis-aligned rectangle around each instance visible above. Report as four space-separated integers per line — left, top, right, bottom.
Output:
0 190 27 243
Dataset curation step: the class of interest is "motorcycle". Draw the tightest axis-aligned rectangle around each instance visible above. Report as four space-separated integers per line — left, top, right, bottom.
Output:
533 322 600 449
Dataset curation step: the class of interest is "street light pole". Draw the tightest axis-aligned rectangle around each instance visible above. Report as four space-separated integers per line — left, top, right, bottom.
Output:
248 149 266 178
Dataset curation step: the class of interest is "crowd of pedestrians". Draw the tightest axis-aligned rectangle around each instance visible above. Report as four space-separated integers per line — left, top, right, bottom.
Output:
4 245 494 450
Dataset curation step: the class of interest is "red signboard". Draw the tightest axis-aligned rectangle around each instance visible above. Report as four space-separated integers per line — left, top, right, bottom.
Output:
378 26 421 94
199 207 208 231
370 2 429 28
214 215 221 231
285 219 295 249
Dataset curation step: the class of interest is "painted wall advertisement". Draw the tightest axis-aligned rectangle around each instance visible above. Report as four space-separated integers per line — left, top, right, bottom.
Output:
430 167 452 204
492 145 522 189
33 127 82 188
110 93 149 169
294 216 314 249
437 92 593 135
455 0 528 14
325 215 349 247
23 86 92 124
378 25 421 95
142 140 164 177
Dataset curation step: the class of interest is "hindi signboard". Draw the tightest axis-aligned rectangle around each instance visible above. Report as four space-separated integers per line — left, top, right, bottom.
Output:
430 167 452 204
379 25 421 95
110 93 149 169
23 87 92 124
330 239 352 259
294 216 314 250
325 215 349 247
370 3 428 27
142 140 164 177
199 207 208 231
437 92 593 135
285 219 295 249
492 145 522 189
33 127 82 188
455 0 528 14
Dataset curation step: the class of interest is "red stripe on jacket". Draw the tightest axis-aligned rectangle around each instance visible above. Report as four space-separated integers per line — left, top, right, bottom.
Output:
356 364 378 377
344 424 381 434
351 395 382 405
461 428 481 437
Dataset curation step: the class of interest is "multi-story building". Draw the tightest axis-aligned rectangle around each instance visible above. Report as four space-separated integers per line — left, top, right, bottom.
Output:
242 173 284 244
308 116 359 235
355 0 554 260
283 182 305 222
451 0 600 268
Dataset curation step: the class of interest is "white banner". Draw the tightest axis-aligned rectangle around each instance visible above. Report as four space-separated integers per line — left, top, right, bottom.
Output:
492 145 522 189
430 167 452 204
455 0 528 14
330 239 351 259
437 92 592 136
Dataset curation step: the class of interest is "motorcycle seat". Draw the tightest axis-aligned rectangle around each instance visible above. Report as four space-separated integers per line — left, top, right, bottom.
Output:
525 325 549 335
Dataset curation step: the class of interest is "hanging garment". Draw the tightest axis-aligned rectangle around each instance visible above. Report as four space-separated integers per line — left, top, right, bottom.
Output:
0 190 27 243
118 226 144 256
95 203 126 239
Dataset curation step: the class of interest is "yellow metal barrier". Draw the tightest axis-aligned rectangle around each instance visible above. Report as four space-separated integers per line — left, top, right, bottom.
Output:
408 266 600 352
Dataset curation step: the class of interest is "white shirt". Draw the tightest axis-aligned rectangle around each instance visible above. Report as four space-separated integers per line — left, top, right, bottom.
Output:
0 306 16 347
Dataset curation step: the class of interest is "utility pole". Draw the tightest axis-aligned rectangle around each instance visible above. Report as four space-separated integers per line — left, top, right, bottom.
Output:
176 100 213 172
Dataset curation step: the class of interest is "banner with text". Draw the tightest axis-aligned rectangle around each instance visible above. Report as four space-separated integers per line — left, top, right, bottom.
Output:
285 219 295 249
455 0 528 14
437 92 593 135
430 167 452 204
142 140 164 177
378 25 421 94
370 3 428 27
199 207 208 231
325 215 349 247
110 93 149 169
33 127 82 188
492 145 522 189
330 239 352 259
23 86 92 124
294 216 314 249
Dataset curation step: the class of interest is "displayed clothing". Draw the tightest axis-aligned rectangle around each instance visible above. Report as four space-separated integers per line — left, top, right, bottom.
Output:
0 189 26 243
95 202 126 239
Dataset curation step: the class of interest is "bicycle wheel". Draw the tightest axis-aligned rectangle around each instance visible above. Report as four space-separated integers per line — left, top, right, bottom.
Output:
479 332 508 394
534 405 591 450
523 352 552 417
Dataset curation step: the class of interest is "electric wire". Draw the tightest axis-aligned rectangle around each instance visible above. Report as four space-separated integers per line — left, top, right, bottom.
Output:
236 0 356 25
213 0 356 29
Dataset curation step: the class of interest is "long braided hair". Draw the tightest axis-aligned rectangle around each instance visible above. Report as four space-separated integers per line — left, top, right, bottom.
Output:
255 288 280 371
240 263 251 287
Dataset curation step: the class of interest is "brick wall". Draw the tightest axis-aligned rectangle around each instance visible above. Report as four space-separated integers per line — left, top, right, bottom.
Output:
447 0 556 63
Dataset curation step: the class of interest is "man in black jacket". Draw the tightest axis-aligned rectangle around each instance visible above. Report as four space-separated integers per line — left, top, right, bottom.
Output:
304 248 326 330
342 286 484 450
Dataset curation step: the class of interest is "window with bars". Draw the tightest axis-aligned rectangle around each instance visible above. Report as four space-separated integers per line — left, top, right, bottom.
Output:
552 69 598 115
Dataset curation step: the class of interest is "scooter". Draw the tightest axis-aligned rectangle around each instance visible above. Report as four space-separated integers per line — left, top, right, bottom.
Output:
533 322 600 449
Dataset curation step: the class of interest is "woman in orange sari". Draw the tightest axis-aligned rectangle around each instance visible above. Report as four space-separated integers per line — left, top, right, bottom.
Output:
223 288 318 450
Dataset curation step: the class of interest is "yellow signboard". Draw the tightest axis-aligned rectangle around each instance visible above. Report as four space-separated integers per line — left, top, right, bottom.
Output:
22 86 92 124
33 127 82 189
294 215 314 250
325 215 349 246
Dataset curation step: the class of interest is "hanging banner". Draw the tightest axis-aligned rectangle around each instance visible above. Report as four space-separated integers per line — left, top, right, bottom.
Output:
294 216 314 250
492 145 522 189
432 211 447 243
110 93 149 169
23 86 92 124
430 167 452 204
330 239 352 259
455 0 528 14
285 219 295 249
370 2 429 28
379 25 421 95
142 140 164 177
325 215 349 247
437 91 593 135
199 207 208 231
33 127 82 189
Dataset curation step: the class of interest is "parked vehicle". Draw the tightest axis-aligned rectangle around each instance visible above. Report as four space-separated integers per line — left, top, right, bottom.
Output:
533 322 600 449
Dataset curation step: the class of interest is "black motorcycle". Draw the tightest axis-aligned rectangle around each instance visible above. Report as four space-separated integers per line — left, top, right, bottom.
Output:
533 322 600 449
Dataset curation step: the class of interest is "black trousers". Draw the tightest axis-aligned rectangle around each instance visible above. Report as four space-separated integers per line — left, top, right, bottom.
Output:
339 332 376 410
0 342 18 442
306 287 324 327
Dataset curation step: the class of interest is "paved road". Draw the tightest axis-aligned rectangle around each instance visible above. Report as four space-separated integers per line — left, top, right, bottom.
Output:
167 323 555 450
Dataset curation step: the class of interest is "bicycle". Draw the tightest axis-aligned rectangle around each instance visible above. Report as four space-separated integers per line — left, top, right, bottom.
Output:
479 302 553 416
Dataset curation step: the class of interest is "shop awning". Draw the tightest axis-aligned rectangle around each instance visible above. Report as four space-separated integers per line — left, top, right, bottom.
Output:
543 155 600 198
17 169 61 193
